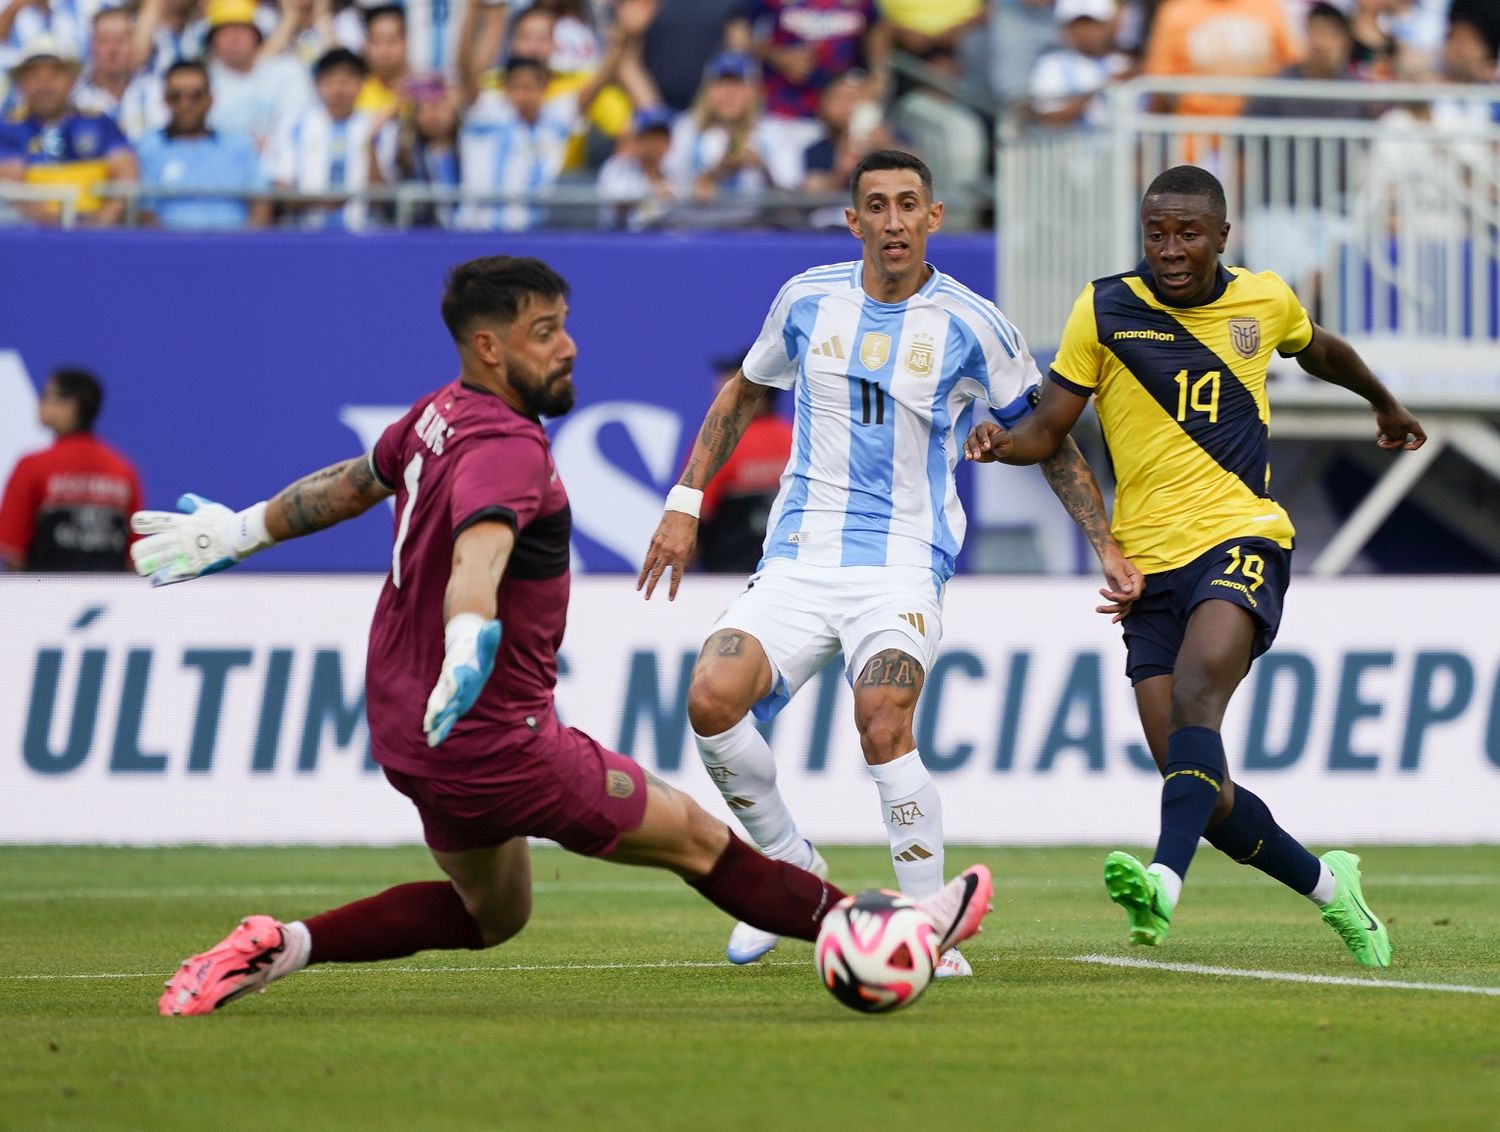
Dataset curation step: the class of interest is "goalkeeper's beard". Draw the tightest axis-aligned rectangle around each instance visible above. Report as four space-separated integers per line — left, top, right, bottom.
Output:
512 360 576 419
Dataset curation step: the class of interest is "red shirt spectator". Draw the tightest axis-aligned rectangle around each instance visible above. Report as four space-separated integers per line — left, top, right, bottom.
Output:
739 0 885 121
0 368 143 571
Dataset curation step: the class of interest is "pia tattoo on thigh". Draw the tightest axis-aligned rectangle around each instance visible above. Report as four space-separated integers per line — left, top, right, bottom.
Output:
859 649 921 689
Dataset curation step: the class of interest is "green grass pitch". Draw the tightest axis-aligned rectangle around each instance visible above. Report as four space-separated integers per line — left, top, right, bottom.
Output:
3 845 1498 1131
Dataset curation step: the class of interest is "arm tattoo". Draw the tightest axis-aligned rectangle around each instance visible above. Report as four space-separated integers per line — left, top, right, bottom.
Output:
1039 438 1115 556
679 382 765 489
277 457 385 537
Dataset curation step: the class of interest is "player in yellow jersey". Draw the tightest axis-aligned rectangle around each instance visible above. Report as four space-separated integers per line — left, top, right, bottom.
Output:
965 166 1425 967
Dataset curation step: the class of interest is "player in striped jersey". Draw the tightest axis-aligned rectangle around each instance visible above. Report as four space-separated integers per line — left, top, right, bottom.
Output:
639 149 1141 977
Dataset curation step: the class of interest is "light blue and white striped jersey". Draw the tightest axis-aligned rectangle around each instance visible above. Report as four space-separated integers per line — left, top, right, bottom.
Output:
744 260 1042 583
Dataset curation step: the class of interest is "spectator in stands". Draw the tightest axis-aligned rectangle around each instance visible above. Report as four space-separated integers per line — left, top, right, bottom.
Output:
1450 0 1500 77
137 58 270 229
0 368 143 573
373 72 461 226
1344 0 1399 77
990 0 1065 105
0 36 138 224
266 46 376 228
1028 0 1134 129
641 0 739 112
1144 0 1300 118
354 4 408 116
878 0 988 93
801 70 895 195
204 0 313 152
132 0 213 79
72 9 168 143
1246 3 1368 120
0 0 91 67
662 51 774 209
693 350 792 574
261 0 339 67
457 1 650 230
728 0 890 190
535 0 604 74
597 102 675 228
403 0 506 87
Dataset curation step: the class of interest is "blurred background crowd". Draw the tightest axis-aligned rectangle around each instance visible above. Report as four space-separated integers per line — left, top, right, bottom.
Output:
0 0 1495 230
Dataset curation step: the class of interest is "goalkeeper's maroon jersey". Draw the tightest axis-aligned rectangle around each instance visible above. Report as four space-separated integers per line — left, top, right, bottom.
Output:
366 380 570 779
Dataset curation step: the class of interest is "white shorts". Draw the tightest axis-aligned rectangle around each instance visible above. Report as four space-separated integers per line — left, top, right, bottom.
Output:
713 557 945 721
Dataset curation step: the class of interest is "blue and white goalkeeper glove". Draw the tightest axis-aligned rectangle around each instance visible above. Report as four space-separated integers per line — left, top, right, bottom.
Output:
423 613 502 748
130 494 277 587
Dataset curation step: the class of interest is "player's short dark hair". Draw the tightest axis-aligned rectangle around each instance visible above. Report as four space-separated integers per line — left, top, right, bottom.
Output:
1143 165 1227 221
313 47 369 81
49 368 103 431
441 256 571 341
1305 2 1349 34
164 58 210 86
363 3 405 31
504 55 550 82
849 149 934 205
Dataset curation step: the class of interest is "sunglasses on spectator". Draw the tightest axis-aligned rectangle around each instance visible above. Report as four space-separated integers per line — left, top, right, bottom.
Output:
165 88 209 103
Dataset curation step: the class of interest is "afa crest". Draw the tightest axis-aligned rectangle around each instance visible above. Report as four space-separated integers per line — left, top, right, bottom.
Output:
904 334 935 377
859 331 890 371
1229 317 1261 359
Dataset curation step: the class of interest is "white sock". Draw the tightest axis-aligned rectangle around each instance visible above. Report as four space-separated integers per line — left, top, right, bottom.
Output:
867 749 945 900
1146 863 1183 911
269 919 312 981
694 716 808 864
1307 860 1337 907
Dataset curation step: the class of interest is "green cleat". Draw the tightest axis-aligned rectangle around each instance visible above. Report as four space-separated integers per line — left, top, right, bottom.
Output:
1320 850 1392 968
1103 850 1172 947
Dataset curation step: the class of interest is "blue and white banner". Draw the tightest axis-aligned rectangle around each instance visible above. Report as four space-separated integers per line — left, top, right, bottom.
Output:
2 575 1496 844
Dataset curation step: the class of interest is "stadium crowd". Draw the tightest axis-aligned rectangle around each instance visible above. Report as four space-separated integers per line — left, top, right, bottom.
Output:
0 0 1494 230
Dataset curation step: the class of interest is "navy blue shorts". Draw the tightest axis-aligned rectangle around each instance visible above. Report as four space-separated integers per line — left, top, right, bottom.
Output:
1121 537 1292 685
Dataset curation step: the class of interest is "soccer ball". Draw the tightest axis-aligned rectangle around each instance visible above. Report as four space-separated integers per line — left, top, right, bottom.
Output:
814 889 939 1014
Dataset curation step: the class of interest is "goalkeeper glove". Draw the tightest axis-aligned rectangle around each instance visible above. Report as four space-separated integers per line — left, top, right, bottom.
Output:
423 613 502 748
130 494 276 587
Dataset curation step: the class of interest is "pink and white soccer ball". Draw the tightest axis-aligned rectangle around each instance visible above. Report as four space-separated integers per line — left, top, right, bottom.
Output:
814 889 940 1014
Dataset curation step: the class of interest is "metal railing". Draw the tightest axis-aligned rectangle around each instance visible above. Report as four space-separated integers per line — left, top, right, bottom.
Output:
996 77 1500 405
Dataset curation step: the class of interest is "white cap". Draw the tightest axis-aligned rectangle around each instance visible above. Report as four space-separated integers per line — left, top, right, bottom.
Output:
1054 0 1117 24
8 33 82 80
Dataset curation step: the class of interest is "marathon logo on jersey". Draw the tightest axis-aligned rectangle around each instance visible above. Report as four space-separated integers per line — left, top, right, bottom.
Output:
859 332 890 371
903 334 935 378
1230 318 1261 358
1112 329 1175 342
413 401 454 455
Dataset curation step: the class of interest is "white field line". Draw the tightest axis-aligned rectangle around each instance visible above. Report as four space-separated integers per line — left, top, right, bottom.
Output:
0 959 758 982
1 874 1493 902
1071 954 1500 997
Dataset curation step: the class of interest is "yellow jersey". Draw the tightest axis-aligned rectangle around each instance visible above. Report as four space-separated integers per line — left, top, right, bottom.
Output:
1050 263 1313 574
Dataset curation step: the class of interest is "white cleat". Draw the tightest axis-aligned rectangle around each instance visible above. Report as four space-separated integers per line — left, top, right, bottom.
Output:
726 842 828 965
933 948 972 978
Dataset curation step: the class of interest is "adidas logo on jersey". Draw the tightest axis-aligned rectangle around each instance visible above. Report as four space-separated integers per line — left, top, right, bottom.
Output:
811 335 846 359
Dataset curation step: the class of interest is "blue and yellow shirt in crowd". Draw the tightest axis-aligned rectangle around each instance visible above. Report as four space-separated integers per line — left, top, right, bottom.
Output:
0 107 132 212
1050 262 1314 574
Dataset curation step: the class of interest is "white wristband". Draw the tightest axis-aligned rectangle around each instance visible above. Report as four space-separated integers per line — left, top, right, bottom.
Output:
664 484 704 519
233 501 276 557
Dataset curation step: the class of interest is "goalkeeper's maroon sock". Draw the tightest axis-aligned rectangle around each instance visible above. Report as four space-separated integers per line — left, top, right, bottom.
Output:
304 882 485 963
689 833 845 942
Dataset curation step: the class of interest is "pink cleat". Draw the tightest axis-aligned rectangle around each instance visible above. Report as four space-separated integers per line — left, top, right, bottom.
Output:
918 865 993 954
159 915 287 1017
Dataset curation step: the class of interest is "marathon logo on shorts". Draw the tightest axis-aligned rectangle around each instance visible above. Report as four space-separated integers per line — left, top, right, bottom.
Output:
1210 577 1259 608
606 769 636 798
